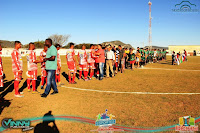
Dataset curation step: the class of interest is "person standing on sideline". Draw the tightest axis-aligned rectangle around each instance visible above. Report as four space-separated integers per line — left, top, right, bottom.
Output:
26 42 41 93
55 44 64 86
125 48 129 69
41 38 58 98
105 46 115 78
87 44 95 80
66 43 77 84
135 50 141 68
118 45 126 73
78 45 88 81
40 45 48 89
184 49 187 61
172 51 175 65
114 48 120 74
128 48 136 70
95 44 105 80
0 44 4 88
11 41 24 97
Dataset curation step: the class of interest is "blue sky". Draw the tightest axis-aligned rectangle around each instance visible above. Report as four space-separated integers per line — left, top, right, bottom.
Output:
0 0 199 48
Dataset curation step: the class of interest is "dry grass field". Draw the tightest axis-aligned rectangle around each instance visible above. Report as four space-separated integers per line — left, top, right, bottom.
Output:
0 55 200 133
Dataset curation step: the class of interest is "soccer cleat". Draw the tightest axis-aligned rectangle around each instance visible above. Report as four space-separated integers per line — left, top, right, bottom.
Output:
71 81 77 84
28 89 31 92
50 91 58 95
19 92 24 94
15 94 24 98
32 91 39 94
84 78 88 81
88 77 92 80
41 93 47 98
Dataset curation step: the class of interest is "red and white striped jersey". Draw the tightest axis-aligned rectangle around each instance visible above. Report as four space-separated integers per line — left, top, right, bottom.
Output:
66 49 75 62
78 50 87 65
86 49 95 63
0 51 3 71
57 52 61 67
40 50 46 69
26 50 37 71
11 49 23 72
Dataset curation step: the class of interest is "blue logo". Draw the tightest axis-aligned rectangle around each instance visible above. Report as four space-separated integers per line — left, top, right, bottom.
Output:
95 109 116 126
1 118 33 132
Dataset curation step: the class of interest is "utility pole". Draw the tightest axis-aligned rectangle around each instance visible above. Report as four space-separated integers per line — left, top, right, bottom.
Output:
148 1 152 51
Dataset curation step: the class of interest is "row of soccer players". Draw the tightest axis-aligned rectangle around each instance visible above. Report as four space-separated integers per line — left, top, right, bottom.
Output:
4 41 123 97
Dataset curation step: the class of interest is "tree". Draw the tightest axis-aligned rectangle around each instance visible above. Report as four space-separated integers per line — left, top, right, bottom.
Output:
49 34 70 46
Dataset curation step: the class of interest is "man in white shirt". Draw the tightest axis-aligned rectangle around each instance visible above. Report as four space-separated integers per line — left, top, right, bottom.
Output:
105 46 115 78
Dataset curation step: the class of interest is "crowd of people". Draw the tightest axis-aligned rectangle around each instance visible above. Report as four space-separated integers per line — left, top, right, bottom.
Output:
172 50 187 65
0 38 187 98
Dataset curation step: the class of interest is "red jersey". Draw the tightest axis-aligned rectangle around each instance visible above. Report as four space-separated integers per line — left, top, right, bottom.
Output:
86 49 95 63
26 50 37 71
57 52 61 67
11 49 23 72
78 50 87 65
66 49 75 62
96 49 105 63
0 51 3 71
40 50 46 69
184 51 187 56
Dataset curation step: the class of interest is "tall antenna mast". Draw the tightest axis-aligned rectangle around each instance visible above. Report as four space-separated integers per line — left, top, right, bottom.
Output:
148 1 152 51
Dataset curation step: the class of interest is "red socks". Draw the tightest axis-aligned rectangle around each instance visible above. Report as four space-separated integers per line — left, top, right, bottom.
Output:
41 76 46 86
68 74 71 83
90 71 94 78
58 74 61 82
79 71 82 79
27 79 36 91
84 71 88 79
14 80 20 95
55 74 60 83
32 80 36 91
27 79 31 90
72 75 75 83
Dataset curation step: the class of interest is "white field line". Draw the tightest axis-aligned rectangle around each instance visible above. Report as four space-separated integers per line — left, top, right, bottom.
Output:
141 67 200 72
61 86 200 95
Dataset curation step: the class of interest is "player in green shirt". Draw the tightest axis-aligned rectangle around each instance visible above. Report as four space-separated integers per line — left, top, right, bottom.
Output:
145 48 149 64
128 48 135 70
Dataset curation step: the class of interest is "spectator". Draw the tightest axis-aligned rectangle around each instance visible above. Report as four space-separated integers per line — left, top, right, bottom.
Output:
95 44 105 80
105 46 115 78
118 45 126 73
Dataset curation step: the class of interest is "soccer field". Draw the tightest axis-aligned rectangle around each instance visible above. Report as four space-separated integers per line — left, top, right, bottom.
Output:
0 56 200 133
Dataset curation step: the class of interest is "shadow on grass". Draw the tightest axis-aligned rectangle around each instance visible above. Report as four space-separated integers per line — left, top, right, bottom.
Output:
62 72 69 82
19 76 41 92
158 59 173 65
34 111 59 133
0 80 14 98
0 97 12 115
